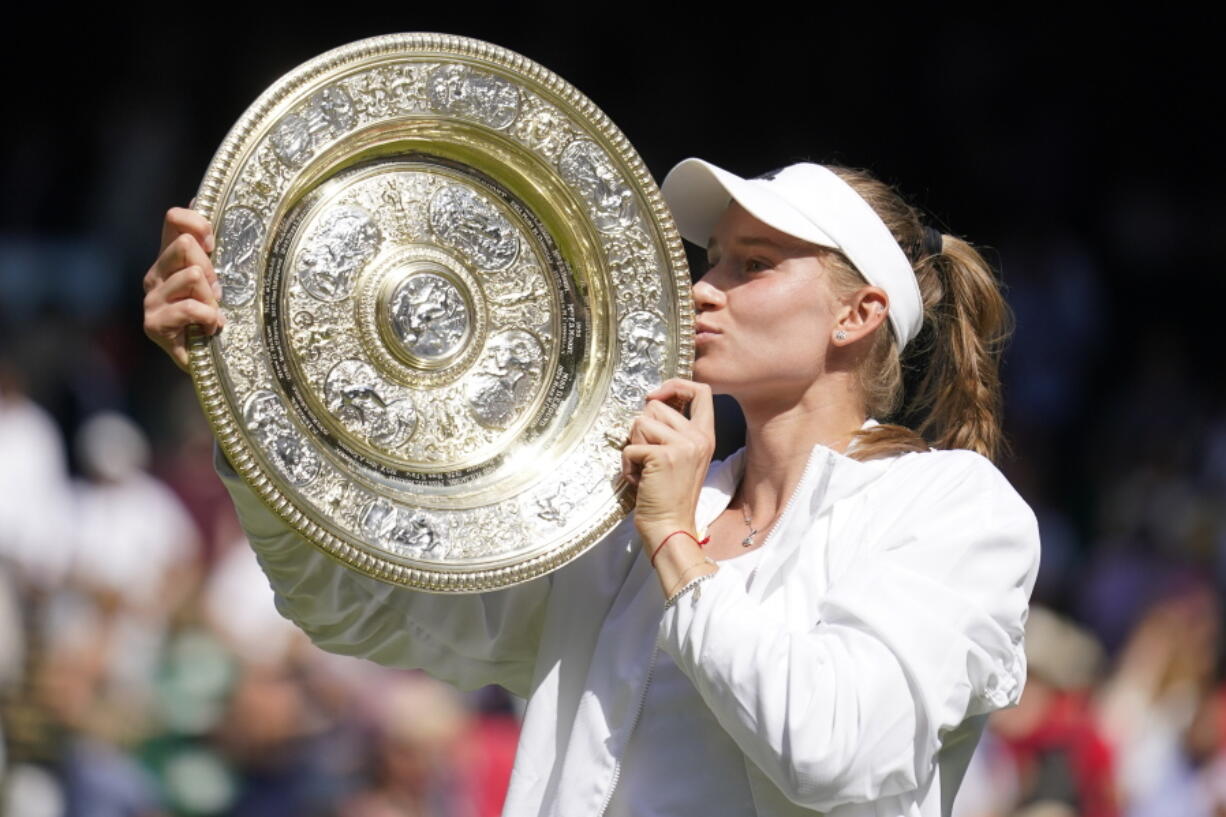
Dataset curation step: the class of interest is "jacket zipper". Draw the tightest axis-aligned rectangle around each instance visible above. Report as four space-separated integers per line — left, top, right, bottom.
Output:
597 639 660 817
759 448 826 552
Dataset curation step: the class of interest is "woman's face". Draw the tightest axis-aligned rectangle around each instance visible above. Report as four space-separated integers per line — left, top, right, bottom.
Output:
691 202 842 400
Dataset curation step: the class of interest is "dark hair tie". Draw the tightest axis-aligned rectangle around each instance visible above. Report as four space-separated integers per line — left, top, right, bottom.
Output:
922 226 944 257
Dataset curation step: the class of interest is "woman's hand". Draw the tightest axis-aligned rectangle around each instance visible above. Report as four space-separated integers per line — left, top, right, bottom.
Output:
143 206 223 371
621 379 716 548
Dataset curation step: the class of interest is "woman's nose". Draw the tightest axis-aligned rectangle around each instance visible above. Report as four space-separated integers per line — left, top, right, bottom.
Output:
691 275 724 311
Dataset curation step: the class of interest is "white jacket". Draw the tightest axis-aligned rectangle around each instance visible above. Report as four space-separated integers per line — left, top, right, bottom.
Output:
216 429 1040 817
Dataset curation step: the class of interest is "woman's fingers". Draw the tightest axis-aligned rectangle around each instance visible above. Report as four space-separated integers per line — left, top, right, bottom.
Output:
645 379 714 428
146 232 217 297
145 298 223 372
630 414 685 447
143 206 223 371
146 266 217 310
622 417 682 484
161 206 214 256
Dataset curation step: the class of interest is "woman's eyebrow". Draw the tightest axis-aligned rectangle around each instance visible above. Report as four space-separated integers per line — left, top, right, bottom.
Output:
732 235 812 254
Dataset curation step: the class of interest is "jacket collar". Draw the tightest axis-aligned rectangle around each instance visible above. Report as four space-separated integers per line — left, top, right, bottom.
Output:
695 418 893 531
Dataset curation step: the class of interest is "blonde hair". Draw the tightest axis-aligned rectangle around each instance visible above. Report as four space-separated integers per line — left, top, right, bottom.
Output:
822 167 1014 464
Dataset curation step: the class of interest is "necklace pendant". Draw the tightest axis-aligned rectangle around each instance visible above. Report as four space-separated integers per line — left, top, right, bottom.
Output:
741 529 757 547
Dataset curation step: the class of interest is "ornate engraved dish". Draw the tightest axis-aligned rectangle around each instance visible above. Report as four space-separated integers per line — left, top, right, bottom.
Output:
188 34 692 592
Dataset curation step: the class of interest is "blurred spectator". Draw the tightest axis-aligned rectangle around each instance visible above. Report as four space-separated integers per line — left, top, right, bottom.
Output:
338 675 475 817
1096 584 1223 817
0 362 74 588
988 606 1117 817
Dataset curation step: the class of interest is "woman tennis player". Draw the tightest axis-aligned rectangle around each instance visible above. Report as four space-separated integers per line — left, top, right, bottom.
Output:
144 157 1040 817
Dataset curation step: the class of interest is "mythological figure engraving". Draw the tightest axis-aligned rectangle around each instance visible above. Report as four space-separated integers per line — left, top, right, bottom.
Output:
271 114 312 168
269 87 355 169
361 498 444 557
428 185 519 271
324 361 418 449
297 206 382 301
558 140 637 232
388 273 470 361
613 311 668 405
216 206 263 306
465 330 545 429
242 391 320 486
427 65 520 129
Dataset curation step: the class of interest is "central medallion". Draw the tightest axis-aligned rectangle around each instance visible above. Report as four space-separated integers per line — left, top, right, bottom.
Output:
378 265 473 369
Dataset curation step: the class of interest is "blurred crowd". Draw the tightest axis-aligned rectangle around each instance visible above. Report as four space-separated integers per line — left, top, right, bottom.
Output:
0 367 522 817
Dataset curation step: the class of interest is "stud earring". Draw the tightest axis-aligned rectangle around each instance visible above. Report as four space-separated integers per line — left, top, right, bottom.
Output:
835 330 848 341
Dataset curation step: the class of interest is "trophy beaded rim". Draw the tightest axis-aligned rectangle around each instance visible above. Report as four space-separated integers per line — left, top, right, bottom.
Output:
187 33 694 592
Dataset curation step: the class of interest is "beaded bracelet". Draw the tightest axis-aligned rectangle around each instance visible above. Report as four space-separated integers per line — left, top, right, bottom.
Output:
664 564 719 610
666 556 717 597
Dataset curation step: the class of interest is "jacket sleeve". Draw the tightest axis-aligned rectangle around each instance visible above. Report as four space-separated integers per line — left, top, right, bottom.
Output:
215 446 551 698
657 450 1040 812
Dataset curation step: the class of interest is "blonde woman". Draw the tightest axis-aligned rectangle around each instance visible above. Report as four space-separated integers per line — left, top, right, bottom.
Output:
144 158 1040 817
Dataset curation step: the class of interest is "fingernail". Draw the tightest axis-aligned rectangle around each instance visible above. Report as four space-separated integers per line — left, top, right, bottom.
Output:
211 280 222 300
204 233 215 253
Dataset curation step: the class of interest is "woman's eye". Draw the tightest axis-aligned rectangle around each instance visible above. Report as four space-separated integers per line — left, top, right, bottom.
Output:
746 258 770 273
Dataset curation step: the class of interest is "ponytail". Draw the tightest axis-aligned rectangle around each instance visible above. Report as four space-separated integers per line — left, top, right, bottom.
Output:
821 168 1014 464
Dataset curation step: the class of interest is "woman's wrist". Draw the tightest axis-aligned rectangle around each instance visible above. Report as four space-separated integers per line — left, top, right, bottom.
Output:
637 518 699 552
646 526 717 599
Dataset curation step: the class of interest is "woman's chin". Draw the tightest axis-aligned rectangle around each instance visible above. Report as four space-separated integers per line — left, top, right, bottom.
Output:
689 362 732 395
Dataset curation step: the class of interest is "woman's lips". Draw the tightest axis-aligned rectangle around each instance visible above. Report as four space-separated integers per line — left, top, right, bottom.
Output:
694 324 721 344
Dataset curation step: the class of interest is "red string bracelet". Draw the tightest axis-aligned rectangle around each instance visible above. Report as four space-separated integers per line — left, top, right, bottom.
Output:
650 529 710 568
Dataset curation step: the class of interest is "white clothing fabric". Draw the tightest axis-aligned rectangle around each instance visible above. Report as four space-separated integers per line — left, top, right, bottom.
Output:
606 545 768 817
216 427 1040 817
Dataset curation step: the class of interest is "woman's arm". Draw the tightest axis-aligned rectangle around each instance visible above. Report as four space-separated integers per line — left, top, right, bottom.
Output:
216 447 551 697
657 450 1040 811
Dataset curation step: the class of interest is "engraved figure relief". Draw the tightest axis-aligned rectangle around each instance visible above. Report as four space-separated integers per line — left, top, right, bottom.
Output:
446 504 528 560
531 454 605 527
290 310 336 364
361 498 445 558
558 140 637 232
388 66 428 113
324 360 418 449
297 206 382 301
465 330 545 429
215 206 263 306
428 185 519 271
613 311 668 405
322 476 354 517
242 390 320 486
606 227 662 310
270 87 354 169
511 103 572 162
232 143 288 216
270 113 312 168
483 263 549 332
309 86 356 132
389 273 469 361
427 64 520 129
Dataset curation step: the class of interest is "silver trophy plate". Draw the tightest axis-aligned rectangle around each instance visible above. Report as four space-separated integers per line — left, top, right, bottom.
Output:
189 33 693 592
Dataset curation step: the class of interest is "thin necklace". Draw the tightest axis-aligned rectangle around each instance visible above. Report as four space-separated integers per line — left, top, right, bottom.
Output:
740 503 759 547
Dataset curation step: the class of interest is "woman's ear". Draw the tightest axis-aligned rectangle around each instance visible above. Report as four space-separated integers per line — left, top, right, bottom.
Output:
832 287 889 346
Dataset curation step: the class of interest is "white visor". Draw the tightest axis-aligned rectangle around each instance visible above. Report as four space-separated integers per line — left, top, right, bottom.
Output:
661 158 924 350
